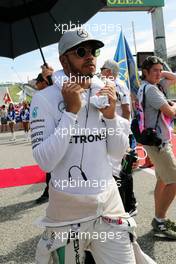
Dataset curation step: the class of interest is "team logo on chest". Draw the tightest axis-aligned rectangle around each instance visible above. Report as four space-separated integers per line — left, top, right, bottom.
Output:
58 101 66 113
32 107 38 118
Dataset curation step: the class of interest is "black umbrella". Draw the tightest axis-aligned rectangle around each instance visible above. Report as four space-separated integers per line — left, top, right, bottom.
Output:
0 0 106 60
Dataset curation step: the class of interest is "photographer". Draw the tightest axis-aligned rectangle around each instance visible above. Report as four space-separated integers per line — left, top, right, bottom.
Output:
138 56 176 239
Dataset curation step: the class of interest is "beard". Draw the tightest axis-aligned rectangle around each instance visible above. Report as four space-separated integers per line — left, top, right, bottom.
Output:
66 57 95 79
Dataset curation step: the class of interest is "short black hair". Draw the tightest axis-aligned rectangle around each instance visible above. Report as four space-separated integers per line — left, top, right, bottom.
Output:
36 73 45 83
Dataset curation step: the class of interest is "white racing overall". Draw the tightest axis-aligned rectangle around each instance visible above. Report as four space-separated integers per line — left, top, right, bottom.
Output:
30 71 156 264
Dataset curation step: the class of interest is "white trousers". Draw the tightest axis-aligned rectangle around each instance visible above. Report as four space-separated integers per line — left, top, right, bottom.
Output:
36 217 136 264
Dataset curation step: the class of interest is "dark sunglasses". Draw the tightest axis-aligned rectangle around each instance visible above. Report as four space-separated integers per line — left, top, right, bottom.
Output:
67 47 100 58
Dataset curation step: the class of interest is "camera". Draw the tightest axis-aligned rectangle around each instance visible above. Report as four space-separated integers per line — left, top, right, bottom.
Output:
140 128 162 147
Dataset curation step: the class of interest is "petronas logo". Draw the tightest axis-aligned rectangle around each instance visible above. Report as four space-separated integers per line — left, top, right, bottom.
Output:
32 107 38 118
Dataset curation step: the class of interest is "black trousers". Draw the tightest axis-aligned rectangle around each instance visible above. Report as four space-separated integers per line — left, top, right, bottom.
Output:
85 251 95 264
114 171 137 212
43 172 51 196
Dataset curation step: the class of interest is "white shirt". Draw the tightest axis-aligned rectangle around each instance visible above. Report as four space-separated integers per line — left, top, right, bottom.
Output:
115 78 130 116
110 78 131 177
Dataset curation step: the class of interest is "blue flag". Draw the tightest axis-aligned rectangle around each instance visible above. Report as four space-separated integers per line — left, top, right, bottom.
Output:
114 30 139 95
114 31 129 86
124 37 140 95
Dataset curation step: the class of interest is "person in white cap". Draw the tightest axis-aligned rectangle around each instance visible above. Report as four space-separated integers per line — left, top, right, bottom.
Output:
100 59 138 217
30 29 156 264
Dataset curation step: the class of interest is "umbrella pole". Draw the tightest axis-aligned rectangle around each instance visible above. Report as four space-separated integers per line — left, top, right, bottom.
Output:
23 0 53 85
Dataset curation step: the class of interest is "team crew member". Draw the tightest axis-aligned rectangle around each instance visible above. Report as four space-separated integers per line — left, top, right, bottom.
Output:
30 29 156 264
35 73 49 90
100 59 138 216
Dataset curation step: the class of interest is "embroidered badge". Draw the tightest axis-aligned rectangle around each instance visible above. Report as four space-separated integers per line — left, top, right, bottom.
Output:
32 107 38 118
58 101 66 113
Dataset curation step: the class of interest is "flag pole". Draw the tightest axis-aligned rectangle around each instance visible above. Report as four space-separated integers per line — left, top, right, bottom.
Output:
132 21 137 55
120 27 131 92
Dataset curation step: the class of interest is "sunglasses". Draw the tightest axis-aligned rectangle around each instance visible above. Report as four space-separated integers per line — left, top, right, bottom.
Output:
100 67 108 71
67 47 100 58
146 56 163 64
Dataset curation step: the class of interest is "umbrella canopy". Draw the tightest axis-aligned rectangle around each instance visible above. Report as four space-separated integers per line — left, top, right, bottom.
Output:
0 0 106 59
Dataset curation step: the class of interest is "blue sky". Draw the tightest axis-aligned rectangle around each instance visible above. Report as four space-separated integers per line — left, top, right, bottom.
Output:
0 0 175 83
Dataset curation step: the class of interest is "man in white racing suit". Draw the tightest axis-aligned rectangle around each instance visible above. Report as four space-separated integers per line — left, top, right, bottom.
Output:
30 29 155 264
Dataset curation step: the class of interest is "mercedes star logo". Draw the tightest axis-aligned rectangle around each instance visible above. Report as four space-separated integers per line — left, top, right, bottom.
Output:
77 29 88 38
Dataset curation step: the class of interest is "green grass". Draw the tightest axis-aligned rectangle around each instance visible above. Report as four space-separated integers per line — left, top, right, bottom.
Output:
8 84 32 103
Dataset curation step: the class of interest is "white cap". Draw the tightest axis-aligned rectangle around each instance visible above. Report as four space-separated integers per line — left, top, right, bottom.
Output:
101 59 119 76
59 28 104 56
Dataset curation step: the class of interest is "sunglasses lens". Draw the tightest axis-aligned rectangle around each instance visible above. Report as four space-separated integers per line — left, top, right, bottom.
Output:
92 48 100 57
76 47 86 58
76 47 100 58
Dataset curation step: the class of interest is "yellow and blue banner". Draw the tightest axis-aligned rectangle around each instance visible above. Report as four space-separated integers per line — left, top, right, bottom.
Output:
114 30 140 95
